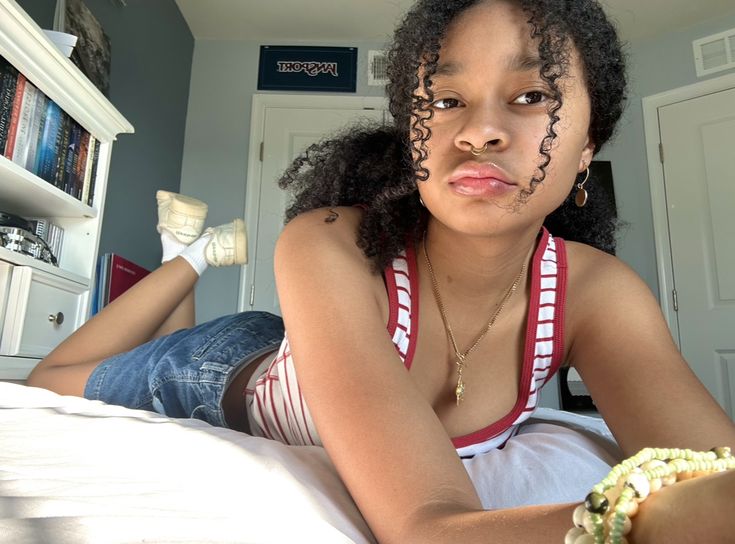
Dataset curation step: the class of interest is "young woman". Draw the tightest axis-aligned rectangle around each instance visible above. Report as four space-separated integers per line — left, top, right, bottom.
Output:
28 0 735 542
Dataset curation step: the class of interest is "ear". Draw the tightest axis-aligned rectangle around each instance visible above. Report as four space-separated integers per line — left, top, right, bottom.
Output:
579 136 595 172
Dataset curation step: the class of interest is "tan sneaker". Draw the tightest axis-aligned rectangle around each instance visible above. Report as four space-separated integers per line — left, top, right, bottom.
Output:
204 218 247 266
156 190 208 245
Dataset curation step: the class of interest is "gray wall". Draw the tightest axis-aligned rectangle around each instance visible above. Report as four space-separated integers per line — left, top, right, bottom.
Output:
598 8 735 298
18 0 194 271
14 0 54 27
180 40 387 322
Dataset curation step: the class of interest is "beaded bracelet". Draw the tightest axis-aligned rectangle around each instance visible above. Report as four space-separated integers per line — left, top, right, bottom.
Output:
565 446 735 544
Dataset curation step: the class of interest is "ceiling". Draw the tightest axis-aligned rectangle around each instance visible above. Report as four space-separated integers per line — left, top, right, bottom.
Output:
174 0 735 44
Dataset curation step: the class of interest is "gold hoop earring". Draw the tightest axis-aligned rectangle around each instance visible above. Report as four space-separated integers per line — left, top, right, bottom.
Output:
575 167 591 208
470 143 488 156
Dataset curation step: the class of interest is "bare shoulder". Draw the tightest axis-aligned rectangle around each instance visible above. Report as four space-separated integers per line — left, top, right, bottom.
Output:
565 240 639 283
564 240 653 308
562 240 664 359
278 206 364 246
274 206 383 311
275 206 368 267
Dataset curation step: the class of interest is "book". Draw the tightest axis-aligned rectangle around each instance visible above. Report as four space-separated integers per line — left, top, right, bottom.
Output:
35 101 64 183
25 91 49 173
0 59 19 155
89 254 101 316
47 222 64 262
80 134 96 205
87 138 101 206
52 114 72 191
3 72 26 159
91 252 111 316
11 80 40 168
73 129 90 199
27 217 64 266
106 253 150 305
61 120 81 196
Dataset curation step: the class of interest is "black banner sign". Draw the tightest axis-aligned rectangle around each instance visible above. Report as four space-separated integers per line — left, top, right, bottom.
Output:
257 46 357 93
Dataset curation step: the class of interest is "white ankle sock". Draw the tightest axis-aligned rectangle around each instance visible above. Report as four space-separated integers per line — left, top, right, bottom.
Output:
179 233 211 276
161 230 187 263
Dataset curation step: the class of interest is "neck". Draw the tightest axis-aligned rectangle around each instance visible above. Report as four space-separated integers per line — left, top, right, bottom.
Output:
421 221 541 300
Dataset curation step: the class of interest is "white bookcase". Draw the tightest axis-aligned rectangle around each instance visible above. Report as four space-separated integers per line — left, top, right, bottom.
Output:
0 0 133 379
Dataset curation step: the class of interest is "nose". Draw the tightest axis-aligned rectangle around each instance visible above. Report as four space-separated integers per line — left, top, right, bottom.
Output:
455 104 511 155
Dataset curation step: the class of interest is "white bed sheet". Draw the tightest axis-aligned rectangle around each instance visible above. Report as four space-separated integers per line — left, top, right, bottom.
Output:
0 383 621 543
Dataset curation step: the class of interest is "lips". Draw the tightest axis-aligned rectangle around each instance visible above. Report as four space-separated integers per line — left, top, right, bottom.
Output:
447 161 517 198
448 161 515 185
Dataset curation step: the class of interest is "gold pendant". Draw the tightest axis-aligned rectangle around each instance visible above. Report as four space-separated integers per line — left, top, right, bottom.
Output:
454 376 464 406
455 376 465 406
455 357 466 406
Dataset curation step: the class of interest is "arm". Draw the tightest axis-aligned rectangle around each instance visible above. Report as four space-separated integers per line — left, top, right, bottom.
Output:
274 208 575 543
566 245 735 543
629 469 735 543
565 244 735 455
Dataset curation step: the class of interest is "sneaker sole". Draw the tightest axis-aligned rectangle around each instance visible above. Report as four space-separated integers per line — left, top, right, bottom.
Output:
233 218 248 265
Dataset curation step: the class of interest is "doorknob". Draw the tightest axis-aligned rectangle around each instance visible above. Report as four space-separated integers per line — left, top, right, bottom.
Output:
48 312 65 325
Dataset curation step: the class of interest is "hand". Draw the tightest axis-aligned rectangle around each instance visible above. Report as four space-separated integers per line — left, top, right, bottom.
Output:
630 469 735 543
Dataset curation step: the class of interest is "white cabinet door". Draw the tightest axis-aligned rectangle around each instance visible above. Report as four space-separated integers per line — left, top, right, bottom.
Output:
659 86 735 418
0 266 87 357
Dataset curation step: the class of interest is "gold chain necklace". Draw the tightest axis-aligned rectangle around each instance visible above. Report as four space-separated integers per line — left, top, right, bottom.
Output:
422 234 527 406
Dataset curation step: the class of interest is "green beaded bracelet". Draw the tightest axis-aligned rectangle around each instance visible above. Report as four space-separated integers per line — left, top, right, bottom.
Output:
565 446 734 544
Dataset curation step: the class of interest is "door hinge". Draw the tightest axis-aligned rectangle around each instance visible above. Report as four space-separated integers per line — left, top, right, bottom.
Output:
659 142 664 164
249 284 255 306
259 141 264 162
672 289 678 312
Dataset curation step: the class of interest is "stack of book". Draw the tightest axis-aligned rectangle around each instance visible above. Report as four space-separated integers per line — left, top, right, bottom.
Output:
28 218 65 264
0 55 101 206
91 253 150 315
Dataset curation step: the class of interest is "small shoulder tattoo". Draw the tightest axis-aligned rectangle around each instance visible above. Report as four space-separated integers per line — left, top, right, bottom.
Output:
324 208 339 223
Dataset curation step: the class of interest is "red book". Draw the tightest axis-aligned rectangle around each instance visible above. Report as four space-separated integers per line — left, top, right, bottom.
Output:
106 253 150 304
3 72 26 159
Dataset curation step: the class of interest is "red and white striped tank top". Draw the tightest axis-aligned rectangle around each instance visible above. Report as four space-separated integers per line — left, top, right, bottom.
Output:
245 227 567 457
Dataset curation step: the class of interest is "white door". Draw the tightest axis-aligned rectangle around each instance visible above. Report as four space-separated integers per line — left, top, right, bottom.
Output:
243 102 386 315
659 86 735 418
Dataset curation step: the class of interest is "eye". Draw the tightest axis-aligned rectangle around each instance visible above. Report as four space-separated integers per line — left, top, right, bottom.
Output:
513 91 548 105
432 97 462 110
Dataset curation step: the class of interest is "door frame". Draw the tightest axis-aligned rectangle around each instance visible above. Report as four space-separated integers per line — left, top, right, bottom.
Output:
642 71 735 346
237 93 388 311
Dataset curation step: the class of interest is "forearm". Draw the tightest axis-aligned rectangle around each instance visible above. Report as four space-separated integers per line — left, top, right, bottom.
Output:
392 502 577 544
630 469 735 544
404 470 735 544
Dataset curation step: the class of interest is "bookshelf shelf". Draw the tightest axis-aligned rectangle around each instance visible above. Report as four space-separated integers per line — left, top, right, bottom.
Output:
0 0 134 379
0 246 88 286
0 155 98 218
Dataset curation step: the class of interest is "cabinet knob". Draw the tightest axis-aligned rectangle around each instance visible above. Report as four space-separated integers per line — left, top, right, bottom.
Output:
48 312 65 325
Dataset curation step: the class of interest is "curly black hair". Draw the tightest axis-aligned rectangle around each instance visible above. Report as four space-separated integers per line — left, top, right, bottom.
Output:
279 0 627 271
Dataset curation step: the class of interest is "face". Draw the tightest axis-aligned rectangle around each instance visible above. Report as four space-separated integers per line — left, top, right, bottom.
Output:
415 0 595 235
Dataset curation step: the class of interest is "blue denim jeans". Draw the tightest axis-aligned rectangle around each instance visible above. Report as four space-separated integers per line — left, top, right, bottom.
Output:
84 311 284 428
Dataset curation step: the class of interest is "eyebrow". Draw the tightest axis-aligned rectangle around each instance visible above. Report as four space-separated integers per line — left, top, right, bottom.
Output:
508 53 543 72
432 53 543 78
433 61 461 77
